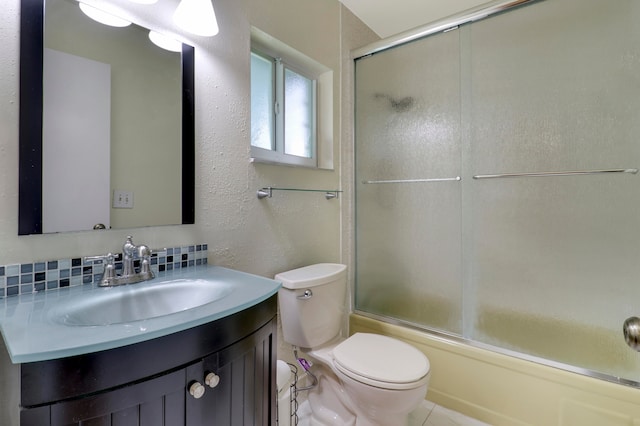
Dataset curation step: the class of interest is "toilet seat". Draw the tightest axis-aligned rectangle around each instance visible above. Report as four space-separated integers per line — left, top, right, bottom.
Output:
332 333 430 390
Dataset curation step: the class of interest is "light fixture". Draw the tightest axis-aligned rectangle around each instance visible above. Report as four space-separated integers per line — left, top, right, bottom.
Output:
173 0 219 37
127 0 158 4
78 3 132 28
148 31 183 53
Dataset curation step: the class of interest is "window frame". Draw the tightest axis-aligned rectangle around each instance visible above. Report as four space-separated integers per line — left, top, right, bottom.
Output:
250 47 318 168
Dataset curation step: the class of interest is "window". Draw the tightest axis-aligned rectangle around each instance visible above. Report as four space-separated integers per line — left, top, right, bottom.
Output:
250 28 332 169
251 50 317 167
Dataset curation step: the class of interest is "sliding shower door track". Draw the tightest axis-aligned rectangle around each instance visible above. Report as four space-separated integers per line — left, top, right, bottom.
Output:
353 0 543 60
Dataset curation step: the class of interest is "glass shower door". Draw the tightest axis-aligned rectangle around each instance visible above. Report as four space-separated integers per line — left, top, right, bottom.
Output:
355 29 464 334
467 0 640 379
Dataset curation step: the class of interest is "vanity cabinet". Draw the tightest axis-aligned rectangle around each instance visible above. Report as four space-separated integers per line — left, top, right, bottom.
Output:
20 295 277 426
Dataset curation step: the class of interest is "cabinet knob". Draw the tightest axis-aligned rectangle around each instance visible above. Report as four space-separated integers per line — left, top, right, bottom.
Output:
205 372 220 388
189 381 206 399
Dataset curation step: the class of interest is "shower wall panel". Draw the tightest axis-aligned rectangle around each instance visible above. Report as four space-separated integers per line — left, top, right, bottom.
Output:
355 0 640 382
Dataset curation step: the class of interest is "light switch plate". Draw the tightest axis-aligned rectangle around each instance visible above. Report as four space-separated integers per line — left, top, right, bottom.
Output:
113 190 134 208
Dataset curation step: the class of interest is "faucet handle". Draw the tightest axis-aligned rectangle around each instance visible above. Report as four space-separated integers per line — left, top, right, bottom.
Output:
84 253 115 265
137 244 151 258
84 253 116 287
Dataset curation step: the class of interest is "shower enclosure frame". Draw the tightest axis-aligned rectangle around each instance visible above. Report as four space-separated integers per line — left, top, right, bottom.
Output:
352 0 640 389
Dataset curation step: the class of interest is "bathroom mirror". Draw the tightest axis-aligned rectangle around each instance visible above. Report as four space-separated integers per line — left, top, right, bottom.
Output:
19 0 195 235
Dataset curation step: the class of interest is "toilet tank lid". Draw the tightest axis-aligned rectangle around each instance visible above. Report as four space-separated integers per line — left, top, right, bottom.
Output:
275 263 347 289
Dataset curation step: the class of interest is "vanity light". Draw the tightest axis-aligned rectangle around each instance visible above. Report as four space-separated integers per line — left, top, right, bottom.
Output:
148 31 183 53
173 0 219 37
78 3 132 28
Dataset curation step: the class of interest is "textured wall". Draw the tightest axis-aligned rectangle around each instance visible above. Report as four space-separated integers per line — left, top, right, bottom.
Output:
0 2 379 417
0 0 342 277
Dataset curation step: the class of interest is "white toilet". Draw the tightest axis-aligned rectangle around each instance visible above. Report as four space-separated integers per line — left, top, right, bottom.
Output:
276 263 430 426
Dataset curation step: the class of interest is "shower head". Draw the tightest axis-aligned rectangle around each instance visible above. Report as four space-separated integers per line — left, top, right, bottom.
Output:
374 93 414 112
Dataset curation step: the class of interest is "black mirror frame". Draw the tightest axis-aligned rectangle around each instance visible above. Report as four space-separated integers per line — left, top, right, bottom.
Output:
18 0 195 235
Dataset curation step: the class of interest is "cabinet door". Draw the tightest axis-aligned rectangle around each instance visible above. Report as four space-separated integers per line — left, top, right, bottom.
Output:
44 369 186 426
186 321 276 425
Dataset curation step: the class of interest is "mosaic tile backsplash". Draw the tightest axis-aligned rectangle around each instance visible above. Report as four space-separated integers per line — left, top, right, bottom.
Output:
0 244 208 299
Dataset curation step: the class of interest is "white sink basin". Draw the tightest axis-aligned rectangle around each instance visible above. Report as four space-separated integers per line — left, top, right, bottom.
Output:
48 279 234 326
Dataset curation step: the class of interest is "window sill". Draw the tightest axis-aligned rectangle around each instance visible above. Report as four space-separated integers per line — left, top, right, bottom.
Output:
249 157 333 171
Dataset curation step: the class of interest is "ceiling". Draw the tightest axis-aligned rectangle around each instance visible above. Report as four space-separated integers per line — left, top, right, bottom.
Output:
339 0 491 38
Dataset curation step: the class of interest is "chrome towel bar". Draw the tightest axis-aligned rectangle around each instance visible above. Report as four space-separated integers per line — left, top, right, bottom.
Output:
257 187 342 200
473 168 638 180
362 177 461 184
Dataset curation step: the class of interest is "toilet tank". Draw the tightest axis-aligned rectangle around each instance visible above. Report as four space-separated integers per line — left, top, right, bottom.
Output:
276 264 347 348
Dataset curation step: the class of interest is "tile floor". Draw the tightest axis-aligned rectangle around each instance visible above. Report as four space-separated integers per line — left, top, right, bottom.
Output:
409 400 491 426
296 399 490 425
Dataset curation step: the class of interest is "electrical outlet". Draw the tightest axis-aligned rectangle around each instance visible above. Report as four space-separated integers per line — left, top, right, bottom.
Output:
113 190 134 209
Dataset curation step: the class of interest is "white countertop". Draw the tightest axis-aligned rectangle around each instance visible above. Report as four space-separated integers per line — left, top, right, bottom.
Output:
0 265 281 364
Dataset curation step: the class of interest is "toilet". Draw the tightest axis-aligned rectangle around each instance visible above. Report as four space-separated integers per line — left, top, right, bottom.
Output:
276 263 430 426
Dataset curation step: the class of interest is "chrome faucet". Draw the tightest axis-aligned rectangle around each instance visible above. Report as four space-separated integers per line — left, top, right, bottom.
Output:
85 235 156 287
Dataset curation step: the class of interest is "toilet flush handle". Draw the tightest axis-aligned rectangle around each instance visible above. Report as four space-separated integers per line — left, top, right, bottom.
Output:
297 289 313 300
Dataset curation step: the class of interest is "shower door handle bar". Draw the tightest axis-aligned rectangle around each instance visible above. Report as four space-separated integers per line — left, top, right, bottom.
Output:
362 176 461 184
472 168 638 180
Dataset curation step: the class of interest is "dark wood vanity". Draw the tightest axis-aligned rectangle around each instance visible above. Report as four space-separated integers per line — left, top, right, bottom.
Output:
20 295 277 426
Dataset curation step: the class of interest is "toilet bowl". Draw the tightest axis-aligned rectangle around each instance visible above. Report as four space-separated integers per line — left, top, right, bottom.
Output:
276 264 430 426
310 333 430 425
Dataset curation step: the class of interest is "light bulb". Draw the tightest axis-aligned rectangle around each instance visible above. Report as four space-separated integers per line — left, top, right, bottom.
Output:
78 3 131 28
173 0 219 37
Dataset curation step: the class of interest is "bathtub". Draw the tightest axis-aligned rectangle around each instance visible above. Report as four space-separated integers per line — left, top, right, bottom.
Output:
350 313 640 425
